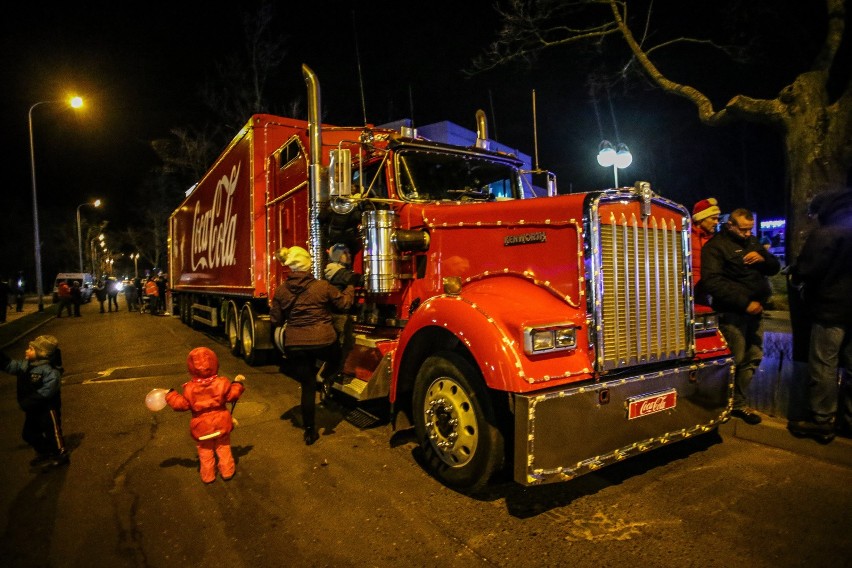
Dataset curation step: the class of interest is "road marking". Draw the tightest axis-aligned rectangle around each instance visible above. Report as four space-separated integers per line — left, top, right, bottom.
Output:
83 365 175 384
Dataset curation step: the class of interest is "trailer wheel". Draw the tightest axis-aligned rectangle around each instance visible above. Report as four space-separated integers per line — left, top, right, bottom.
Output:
239 305 264 366
413 351 504 493
225 303 240 355
179 296 191 325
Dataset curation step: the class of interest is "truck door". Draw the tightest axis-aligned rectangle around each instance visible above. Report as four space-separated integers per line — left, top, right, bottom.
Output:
267 136 310 297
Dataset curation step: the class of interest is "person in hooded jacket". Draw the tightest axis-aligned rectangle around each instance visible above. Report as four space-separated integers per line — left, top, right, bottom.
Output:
788 188 852 442
270 246 354 445
0 335 69 470
165 347 245 484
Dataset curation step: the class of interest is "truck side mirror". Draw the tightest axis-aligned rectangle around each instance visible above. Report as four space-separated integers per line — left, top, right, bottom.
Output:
329 148 352 199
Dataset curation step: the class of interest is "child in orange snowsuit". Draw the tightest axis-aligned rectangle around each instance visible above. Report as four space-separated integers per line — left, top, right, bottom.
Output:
166 347 245 483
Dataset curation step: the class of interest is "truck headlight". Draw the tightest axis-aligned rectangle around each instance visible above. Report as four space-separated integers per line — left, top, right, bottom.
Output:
524 324 577 355
694 312 719 334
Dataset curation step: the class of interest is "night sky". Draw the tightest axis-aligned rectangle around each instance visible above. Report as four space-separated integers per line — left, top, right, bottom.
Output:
1 0 817 282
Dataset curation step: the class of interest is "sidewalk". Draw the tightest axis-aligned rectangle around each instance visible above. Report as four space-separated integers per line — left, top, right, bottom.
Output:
0 295 57 349
719 412 852 468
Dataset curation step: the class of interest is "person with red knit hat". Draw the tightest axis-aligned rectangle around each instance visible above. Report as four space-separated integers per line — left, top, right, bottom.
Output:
691 197 721 304
165 347 245 483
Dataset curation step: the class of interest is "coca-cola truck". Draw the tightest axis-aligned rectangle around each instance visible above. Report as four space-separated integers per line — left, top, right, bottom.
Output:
169 65 733 492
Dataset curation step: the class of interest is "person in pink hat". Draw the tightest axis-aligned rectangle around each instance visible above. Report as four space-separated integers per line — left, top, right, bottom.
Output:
165 347 245 483
691 197 721 304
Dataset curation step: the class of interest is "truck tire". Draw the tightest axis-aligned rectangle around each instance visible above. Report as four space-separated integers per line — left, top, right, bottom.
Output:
239 305 264 366
413 351 504 493
225 302 240 355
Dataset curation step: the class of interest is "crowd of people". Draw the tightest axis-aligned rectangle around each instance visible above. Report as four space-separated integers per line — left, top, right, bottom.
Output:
691 191 851 441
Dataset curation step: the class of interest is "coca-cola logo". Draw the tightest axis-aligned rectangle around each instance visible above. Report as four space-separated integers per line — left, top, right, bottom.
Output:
191 163 240 271
628 390 676 419
638 396 668 416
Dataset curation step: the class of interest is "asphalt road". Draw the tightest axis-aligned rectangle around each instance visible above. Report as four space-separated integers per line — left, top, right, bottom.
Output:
0 299 850 567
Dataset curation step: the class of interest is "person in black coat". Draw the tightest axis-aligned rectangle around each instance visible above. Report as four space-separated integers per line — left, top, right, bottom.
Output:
0 278 10 323
788 188 852 441
701 208 781 425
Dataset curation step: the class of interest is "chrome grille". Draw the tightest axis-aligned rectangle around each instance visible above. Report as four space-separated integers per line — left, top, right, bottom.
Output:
596 206 689 371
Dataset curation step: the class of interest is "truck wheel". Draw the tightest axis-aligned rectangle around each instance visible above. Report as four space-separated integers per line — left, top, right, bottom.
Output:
413 351 504 493
240 305 264 366
225 303 240 355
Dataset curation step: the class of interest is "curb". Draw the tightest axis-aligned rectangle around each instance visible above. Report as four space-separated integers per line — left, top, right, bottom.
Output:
719 413 852 468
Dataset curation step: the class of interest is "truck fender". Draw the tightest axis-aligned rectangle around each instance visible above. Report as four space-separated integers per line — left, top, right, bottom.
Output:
394 275 587 400
395 293 523 397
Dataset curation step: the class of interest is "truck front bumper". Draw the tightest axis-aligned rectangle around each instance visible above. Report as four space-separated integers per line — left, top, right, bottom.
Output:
513 357 734 485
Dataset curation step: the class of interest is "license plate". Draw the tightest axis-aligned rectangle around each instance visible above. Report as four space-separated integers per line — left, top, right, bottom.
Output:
626 389 677 420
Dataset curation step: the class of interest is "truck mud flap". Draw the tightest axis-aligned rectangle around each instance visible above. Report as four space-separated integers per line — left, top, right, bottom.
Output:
513 357 734 485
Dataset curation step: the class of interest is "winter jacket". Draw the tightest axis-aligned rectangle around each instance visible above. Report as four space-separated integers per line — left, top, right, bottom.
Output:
270 271 354 347
165 347 244 441
0 352 62 413
791 190 852 325
144 280 159 297
691 224 715 288
57 282 71 299
701 225 781 313
325 262 363 291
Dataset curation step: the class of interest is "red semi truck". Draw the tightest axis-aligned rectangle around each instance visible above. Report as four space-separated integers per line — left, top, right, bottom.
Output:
169 65 733 491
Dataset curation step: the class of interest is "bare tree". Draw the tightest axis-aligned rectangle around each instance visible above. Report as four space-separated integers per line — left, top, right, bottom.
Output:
473 0 851 259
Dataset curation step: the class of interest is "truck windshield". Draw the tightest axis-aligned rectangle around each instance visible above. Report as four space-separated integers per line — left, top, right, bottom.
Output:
395 150 521 202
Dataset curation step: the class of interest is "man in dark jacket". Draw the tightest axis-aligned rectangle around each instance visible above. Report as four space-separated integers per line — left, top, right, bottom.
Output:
788 189 852 442
701 208 781 425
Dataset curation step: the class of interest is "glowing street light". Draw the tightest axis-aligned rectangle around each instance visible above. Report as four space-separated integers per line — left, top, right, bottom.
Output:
29 96 85 311
597 140 633 188
76 199 102 271
131 253 140 278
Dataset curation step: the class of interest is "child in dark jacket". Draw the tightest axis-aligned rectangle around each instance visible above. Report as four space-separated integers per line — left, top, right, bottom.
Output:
0 335 69 469
165 347 245 483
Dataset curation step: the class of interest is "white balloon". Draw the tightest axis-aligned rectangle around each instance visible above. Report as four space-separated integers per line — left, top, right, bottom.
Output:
145 388 169 412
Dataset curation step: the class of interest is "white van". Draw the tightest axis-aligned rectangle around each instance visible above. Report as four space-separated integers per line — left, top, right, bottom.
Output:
52 272 95 303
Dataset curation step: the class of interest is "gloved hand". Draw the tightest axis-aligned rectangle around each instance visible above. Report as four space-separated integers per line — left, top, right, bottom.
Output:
324 262 344 281
234 374 246 383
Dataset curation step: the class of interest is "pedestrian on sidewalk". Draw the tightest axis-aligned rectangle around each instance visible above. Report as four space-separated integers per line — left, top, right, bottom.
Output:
691 197 721 306
0 277 10 324
164 347 245 484
57 280 72 318
0 335 69 470
702 208 781 425
788 188 852 442
70 281 82 317
94 280 107 313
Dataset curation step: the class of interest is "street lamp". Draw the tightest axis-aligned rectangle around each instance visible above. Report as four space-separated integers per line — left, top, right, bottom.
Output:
131 253 140 278
76 199 101 271
29 96 84 311
597 140 633 188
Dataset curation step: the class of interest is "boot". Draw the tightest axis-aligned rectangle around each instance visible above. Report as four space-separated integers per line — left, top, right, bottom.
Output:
304 427 319 446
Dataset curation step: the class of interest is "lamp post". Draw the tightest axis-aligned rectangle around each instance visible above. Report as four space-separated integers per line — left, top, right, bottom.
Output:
131 253 140 278
597 140 633 188
29 96 84 311
76 199 101 272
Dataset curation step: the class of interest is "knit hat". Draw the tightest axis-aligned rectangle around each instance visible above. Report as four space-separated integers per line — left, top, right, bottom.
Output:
30 335 59 360
328 243 350 264
692 198 721 222
276 246 312 272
